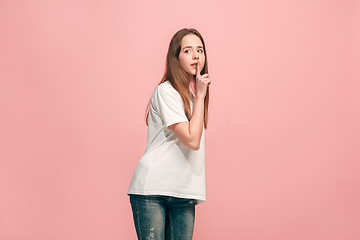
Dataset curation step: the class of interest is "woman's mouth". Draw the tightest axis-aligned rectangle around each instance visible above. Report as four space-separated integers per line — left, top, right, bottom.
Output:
191 63 197 68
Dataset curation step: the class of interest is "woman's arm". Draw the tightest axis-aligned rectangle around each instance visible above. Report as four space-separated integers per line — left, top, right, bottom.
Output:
168 96 205 151
169 61 210 151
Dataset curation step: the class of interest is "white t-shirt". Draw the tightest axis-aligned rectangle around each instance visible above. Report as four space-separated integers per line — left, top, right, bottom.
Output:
127 80 206 204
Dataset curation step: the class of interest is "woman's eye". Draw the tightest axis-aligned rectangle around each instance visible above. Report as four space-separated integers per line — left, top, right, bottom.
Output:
184 49 203 53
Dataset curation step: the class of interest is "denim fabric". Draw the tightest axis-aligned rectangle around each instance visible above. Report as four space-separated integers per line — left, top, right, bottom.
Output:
129 194 197 240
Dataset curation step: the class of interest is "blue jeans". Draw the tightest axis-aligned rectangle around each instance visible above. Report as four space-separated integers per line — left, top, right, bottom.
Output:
129 194 197 240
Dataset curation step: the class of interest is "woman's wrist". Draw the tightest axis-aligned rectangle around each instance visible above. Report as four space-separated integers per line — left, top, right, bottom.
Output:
195 94 206 100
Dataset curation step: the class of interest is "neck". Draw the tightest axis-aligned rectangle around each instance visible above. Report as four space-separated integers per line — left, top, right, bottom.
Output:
188 75 195 85
189 77 196 98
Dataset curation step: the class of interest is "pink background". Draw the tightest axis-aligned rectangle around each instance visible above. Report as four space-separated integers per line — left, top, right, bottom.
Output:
1 0 359 239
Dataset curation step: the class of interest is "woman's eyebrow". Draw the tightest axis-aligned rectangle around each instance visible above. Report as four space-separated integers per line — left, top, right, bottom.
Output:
183 46 203 49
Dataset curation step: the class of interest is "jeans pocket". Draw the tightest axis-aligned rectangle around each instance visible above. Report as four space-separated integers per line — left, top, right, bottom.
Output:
188 199 198 205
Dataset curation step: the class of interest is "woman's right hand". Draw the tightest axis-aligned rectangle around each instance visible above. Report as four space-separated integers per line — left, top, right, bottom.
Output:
195 60 211 99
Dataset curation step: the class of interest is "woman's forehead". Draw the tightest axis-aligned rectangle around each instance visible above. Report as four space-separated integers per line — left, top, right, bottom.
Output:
181 34 203 48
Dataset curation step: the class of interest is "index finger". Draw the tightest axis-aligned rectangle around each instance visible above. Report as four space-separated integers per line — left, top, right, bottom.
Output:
196 60 201 78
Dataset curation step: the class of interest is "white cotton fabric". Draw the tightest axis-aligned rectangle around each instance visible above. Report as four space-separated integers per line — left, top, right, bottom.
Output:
127 80 206 204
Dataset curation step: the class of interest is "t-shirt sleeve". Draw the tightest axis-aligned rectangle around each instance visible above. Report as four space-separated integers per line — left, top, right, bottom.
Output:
155 83 189 128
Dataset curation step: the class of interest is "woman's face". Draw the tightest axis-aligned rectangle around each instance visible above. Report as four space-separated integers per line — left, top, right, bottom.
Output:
178 34 205 76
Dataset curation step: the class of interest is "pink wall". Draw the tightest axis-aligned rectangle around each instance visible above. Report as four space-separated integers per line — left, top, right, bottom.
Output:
1 0 359 239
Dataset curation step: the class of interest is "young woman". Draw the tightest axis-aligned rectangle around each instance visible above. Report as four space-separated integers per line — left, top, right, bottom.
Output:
127 28 211 240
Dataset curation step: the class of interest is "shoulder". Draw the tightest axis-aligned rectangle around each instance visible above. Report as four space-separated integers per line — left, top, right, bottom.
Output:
157 80 177 93
155 80 181 99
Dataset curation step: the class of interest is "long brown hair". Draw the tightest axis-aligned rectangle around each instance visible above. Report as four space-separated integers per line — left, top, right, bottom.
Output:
145 28 210 129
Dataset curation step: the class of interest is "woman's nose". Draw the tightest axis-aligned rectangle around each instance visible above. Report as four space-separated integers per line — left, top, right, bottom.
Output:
193 55 199 60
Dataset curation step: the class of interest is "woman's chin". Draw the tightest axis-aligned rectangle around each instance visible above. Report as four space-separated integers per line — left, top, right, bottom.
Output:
185 70 196 76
